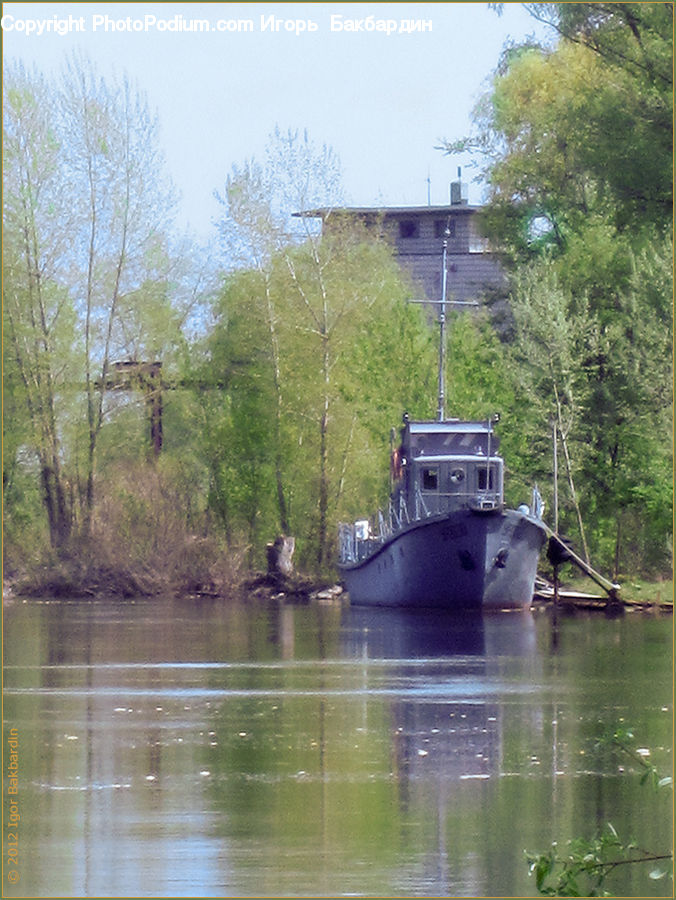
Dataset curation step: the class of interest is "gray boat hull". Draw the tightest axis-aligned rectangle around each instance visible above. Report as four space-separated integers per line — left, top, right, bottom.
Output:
338 507 546 610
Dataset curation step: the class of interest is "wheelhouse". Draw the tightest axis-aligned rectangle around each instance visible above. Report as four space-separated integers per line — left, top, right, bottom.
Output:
395 419 504 514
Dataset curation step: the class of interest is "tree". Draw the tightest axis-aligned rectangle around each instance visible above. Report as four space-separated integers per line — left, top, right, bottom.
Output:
440 3 673 576
214 152 302 535
576 237 673 575
3 55 184 560
193 267 284 558
213 128 340 567
211 128 436 571
207 223 433 571
524 3 672 107
507 262 597 558
275 223 429 569
444 3 672 261
59 54 177 530
526 725 673 896
3 63 79 548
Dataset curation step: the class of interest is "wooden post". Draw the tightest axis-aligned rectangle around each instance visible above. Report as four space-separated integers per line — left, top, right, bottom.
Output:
145 362 163 458
108 361 163 457
551 561 560 649
266 536 295 576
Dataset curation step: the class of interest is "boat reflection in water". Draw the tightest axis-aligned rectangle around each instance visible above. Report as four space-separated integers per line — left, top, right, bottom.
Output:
342 605 538 775
341 604 541 893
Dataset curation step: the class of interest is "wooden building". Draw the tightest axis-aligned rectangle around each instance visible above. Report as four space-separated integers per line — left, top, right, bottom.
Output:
298 185 505 307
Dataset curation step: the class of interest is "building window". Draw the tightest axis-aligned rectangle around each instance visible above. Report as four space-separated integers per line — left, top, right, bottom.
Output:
422 467 439 491
435 219 456 239
399 219 419 239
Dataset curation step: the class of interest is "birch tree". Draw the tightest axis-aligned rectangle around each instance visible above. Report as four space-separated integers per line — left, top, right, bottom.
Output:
509 262 596 560
3 56 179 550
60 55 177 527
3 64 78 548
215 158 293 532
214 128 345 565
213 128 433 571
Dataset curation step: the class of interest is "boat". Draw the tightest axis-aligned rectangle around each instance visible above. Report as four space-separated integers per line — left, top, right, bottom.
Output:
337 225 547 610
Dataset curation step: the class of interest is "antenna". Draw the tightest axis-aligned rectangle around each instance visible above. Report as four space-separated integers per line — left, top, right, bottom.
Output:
426 169 431 206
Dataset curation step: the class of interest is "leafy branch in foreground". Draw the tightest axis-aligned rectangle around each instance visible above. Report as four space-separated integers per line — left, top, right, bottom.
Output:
526 823 672 897
594 724 673 792
526 729 673 896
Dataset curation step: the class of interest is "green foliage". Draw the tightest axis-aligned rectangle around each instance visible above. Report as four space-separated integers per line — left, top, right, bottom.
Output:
526 728 673 896
209 130 450 572
504 243 673 575
443 5 673 577
2 132 82 546
446 311 514 420
3 55 199 563
449 4 672 261
5 15 671 588
201 209 436 572
527 823 637 897
194 269 282 563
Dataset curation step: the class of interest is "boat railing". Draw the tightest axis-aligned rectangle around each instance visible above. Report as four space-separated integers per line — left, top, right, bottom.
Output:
342 480 502 564
339 516 389 564
414 486 430 520
387 494 411 532
339 497 406 563
338 521 363 563
400 493 410 525
388 498 401 532
531 485 544 518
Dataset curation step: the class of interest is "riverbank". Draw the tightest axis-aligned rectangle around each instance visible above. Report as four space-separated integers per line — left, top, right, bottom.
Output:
2 537 244 601
544 575 673 611
2 555 344 605
4 561 670 612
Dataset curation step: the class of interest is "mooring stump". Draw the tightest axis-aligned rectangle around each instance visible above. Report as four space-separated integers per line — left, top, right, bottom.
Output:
266 536 295 576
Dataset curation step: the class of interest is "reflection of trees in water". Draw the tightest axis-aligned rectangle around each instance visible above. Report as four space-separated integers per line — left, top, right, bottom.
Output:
6 598 670 898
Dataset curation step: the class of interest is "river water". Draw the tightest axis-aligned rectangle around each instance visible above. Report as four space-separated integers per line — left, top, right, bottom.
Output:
2 595 672 898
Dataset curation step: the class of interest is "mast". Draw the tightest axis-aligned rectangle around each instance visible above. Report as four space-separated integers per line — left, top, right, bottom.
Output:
409 218 477 420
437 224 450 422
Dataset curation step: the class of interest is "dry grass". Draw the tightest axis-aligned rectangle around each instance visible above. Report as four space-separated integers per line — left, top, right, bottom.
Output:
12 462 248 599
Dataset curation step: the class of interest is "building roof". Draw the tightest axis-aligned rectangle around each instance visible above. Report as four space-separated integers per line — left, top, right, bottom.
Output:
294 204 481 219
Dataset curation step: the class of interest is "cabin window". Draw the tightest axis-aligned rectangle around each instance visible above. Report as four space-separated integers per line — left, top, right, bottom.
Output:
477 467 494 490
399 219 419 239
422 467 438 491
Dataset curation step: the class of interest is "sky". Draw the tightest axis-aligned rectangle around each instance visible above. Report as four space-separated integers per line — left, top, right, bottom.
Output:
2 2 552 238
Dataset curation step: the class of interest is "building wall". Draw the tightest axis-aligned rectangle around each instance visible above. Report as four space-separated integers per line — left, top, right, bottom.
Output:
401 247 505 307
303 202 506 308
380 208 506 306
